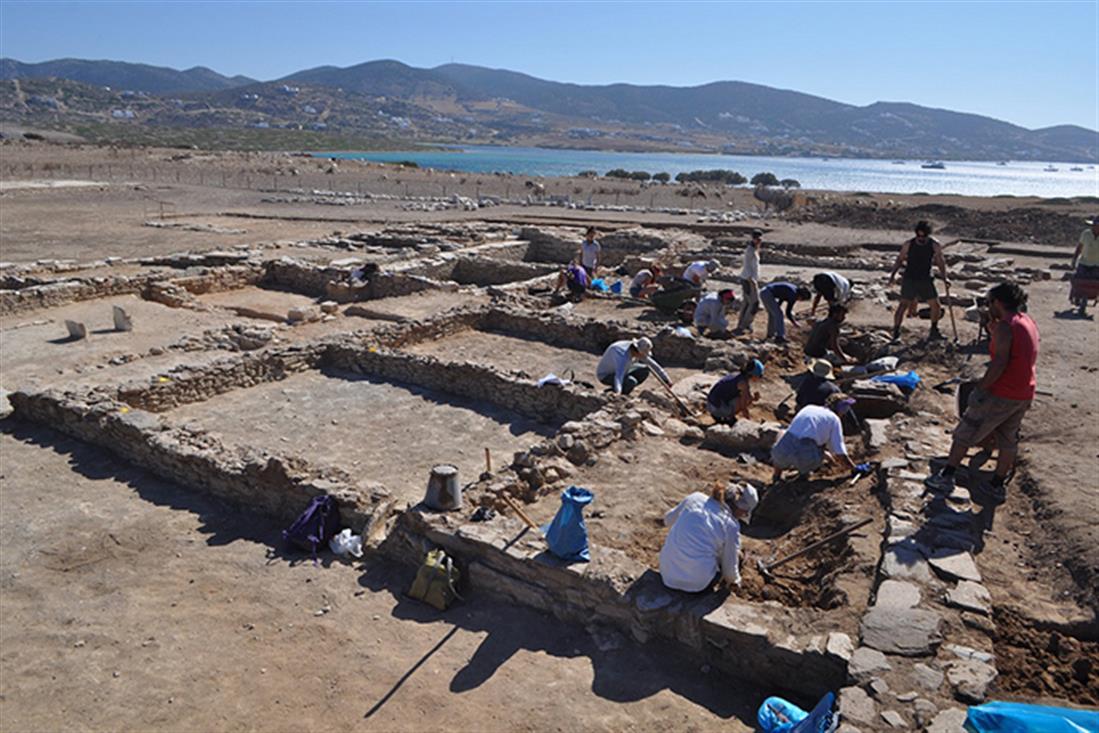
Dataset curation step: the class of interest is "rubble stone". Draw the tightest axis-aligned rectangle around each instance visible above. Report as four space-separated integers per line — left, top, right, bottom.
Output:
861 608 943 656
838 686 877 725
947 659 997 703
873 579 921 609
944 581 992 615
849 646 891 682
928 550 982 583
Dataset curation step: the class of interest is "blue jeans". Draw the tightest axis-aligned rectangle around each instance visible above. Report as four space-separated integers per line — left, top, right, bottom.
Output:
761 290 785 341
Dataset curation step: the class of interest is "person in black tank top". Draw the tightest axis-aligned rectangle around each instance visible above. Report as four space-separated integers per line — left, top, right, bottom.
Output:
889 220 950 341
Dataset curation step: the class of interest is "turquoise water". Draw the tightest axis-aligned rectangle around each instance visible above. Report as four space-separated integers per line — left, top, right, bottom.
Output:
316 145 1098 198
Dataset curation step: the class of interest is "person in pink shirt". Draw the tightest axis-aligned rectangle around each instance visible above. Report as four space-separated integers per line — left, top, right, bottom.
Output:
925 281 1039 502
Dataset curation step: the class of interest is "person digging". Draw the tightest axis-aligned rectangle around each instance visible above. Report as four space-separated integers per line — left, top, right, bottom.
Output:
706 358 765 424
925 281 1039 503
889 220 950 341
596 336 672 395
659 482 759 593
770 393 869 483
803 303 854 366
693 288 737 337
628 263 663 299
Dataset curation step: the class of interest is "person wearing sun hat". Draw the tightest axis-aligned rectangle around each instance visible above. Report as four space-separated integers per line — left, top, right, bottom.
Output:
706 358 765 424
770 392 860 482
795 358 842 412
595 336 672 395
659 481 758 592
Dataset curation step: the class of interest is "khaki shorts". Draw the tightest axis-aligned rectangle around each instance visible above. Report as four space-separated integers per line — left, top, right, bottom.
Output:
952 388 1031 453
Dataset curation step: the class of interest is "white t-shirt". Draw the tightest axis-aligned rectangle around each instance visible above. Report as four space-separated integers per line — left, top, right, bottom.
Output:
693 291 729 331
596 340 671 393
824 272 851 303
580 239 601 270
630 269 654 291
787 404 847 456
683 261 710 285
659 492 743 591
740 244 760 281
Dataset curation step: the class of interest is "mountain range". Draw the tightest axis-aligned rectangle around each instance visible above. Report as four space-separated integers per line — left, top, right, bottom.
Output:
2 57 1096 161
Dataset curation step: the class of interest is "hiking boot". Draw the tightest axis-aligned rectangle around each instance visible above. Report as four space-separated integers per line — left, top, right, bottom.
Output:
929 325 944 340
924 471 955 492
891 325 901 342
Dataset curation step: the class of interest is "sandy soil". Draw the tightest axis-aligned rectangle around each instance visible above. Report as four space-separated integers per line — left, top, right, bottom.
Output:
0 420 758 732
167 368 558 503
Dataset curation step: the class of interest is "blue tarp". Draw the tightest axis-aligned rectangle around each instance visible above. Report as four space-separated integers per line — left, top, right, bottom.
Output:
966 701 1099 732
872 370 922 393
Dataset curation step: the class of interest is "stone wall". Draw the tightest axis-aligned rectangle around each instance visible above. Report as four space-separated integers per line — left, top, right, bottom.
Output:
382 508 849 698
263 257 445 301
518 226 670 266
324 343 608 424
9 388 394 539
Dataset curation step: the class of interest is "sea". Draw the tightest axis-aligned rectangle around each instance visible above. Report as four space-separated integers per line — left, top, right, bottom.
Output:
318 145 1098 199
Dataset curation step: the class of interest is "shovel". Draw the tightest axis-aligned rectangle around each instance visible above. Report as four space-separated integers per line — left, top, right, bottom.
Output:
755 517 873 581
657 378 696 417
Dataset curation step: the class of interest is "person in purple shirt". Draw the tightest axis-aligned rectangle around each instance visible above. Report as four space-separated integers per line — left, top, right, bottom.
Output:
760 282 812 343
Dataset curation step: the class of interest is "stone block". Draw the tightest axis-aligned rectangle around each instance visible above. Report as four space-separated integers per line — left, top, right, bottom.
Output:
112 305 133 331
64 320 87 340
944 580 991 615
838 686 877 725
880 544 932 583
880 710 906 728
928 549 982 583
860 608 943 656
873 579 921 610
946 659 997 703
826 632 854 662
702 420 781 453
912 662 945 691
927 707 968 733
287 305 323 323
864 419 889 451
848 646 891 682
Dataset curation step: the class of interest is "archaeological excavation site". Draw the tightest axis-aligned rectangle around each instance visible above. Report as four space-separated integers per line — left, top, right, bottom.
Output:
2 183 1097 732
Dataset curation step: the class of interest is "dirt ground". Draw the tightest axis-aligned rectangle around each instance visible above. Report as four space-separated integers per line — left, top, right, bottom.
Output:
0 420 759 732
167 368 558 503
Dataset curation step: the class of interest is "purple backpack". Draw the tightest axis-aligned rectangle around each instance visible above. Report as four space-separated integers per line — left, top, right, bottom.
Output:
283 495 341 555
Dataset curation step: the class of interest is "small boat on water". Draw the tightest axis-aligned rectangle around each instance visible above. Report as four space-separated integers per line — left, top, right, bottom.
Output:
1043 165 1059 172
1070 166 1084 172
996 161 1008 166
921 161 946 170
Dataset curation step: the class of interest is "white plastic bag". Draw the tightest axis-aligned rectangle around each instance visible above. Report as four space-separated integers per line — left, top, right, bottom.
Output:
866 356 898 373
328 528 363 559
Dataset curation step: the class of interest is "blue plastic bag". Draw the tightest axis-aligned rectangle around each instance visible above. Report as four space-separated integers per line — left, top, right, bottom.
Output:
542 486 594 563
965 701 1099 732
590 278 609 292
609 280 623 295
872 370 922 393
757 693 836 733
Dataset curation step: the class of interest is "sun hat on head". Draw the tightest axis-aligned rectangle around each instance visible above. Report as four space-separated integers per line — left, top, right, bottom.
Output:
811 359 835 380
705 259 720 272
632 336 653 357
732 484 759 524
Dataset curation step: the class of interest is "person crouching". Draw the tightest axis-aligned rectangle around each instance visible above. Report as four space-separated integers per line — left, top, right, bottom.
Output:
706 358 764 424
659 482 759 593
770 392 859 482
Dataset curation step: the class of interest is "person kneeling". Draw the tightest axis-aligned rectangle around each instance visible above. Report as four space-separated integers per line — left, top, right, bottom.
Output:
694 289 737 336
706 358 764 424
770 393 858 482
595 336 671 395
659 483 759 593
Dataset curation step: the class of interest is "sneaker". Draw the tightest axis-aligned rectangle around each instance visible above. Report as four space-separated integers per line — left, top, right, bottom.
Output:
924 471 955 492
929 325 944 340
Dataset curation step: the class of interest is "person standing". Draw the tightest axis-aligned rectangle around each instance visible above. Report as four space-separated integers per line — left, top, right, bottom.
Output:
1070 215 1099 314
693 289 737 335
734 229 763 333
579 227 601 277
596 336 672 395
889 220 950 340
925 282 1039 502
706 359 764 424
760 282 812 343
659 483 758 592
809 271 851 316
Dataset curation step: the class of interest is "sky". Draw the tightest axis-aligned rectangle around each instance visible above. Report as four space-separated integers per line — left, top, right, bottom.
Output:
1 0 1096 131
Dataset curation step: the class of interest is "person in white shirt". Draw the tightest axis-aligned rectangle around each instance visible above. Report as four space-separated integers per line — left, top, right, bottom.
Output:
659 482 759 592
770 393 859 482
693 289 736 335
596 336 671 395
809 271 852 317
628 263 663 299
579 227 602 276
683 259 719 287
734 229 763 333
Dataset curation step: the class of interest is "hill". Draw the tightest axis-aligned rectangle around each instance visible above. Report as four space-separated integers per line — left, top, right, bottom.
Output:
2 57 1096 161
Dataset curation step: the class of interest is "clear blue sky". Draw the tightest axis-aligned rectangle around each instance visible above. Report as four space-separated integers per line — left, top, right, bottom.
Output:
1 1 1096 130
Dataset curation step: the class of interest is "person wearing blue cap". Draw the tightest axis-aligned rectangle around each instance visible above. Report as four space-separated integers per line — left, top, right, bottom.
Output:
706 358 764 424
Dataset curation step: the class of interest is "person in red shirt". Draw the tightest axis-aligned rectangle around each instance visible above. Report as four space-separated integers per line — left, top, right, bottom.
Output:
926 281 1039 502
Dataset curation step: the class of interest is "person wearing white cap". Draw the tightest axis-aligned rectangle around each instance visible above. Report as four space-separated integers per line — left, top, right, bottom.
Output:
659 482 758 592
682 259 719 287
595 336 672 395
770 392 862 482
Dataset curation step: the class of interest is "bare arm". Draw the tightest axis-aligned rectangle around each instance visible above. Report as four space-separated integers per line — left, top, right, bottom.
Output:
810 293 822 316
933 240 949 282
1073 241 1083 268
978 320 1013 391
889 240 911 283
